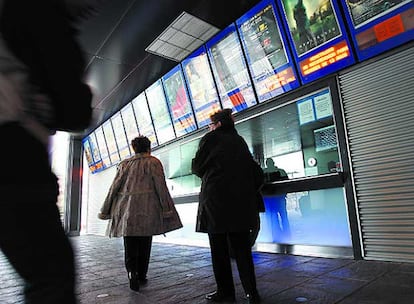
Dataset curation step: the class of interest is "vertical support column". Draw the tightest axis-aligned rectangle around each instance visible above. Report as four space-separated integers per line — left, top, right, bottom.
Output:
64 135 84 236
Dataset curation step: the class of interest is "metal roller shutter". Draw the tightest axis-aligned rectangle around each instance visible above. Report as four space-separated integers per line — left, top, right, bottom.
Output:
339 46 414 262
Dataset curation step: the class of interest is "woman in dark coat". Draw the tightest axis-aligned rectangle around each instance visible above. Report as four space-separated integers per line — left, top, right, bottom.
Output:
192 109 263 304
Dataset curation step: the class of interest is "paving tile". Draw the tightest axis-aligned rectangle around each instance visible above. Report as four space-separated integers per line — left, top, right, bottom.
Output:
1 235 414 304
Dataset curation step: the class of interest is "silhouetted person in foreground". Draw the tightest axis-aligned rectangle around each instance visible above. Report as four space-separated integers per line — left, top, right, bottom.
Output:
0 0 100 303
192 109 264 303
99 136 182 292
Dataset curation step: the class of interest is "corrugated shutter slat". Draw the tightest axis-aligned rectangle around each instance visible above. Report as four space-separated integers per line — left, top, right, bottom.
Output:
339 46 414 263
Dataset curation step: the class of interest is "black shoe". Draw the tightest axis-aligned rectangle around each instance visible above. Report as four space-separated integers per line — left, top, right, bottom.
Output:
245 292 261 304
205 291 235 302
128 272 139 291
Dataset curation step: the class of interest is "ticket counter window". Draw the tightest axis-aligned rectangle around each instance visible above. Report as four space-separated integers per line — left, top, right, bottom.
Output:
257 188 351 247
235 88 341 179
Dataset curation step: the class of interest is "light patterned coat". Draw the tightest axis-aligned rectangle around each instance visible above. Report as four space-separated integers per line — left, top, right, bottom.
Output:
99 153 182 237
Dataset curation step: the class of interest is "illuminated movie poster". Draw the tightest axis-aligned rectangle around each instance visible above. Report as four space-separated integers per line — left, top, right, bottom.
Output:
277 0 356 84
111 112 131 160
340 0 414 61
102 120 120 164
145 80 176 145
162 65 197 136
182 46 222 128
207 23 257 114
94 126 111 168
120 103 140 148
237 0 300 102
131 93 158 147
82 136 104 173
281 0 341 56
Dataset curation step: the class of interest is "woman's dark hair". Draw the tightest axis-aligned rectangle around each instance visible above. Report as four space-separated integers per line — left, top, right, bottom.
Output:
131 136 151 153
210 108 234 127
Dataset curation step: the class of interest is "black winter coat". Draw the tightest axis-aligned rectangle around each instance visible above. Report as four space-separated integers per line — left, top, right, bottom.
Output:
192 125 264 233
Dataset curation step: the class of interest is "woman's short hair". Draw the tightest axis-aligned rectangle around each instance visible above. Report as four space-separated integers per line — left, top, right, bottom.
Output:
210 108 233 127
131 136 151 153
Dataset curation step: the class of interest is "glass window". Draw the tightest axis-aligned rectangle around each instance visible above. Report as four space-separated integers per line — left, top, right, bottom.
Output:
257 187 351 246
237 88 340 178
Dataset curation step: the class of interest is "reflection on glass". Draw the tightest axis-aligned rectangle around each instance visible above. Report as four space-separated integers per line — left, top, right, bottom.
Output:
182 47 222 128
94 126 111 168
207 24 257 113
131 93 157 147
145 80 176 144
238 1 298 102
257 188 351 247
233 88 340 178
120 103 139 148
111 113 131 160
162 66 197 136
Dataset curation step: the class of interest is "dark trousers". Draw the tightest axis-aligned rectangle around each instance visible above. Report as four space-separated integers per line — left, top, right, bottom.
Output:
208 231 257 296
0 123 76 304
123 236 152 279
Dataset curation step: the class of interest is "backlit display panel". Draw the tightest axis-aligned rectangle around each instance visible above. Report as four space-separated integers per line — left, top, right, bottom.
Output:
162 65 197 136
182 46 222 128
278 0 356 84
102 120 120 164
94 126 111 168
120 103 139 149
82 133 104 173
145 80 176 144
237 0 300 102
339 0 414 61
131 93 158 147
206 23 257 113
111 112 131 160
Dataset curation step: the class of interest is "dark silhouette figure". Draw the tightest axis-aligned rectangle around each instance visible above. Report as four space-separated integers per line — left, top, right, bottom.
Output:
192 109 264 303
0 0 100 303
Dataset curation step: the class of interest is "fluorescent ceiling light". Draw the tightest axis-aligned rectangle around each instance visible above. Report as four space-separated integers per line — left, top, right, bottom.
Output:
146 12 219 62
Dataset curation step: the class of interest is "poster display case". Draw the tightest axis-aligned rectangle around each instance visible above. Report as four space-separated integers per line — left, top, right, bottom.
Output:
277 0 356 84
339 0 414 61
237 0 300 102
206 23 257 113
182 46 222 128
162 65 197 136
145 80 176 144
131 92 158 147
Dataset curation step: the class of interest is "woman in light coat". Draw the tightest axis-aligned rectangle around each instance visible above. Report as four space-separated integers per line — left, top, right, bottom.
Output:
98 136 182 291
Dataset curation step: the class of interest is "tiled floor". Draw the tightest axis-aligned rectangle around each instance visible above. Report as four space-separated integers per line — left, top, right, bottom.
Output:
1 235 414 303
